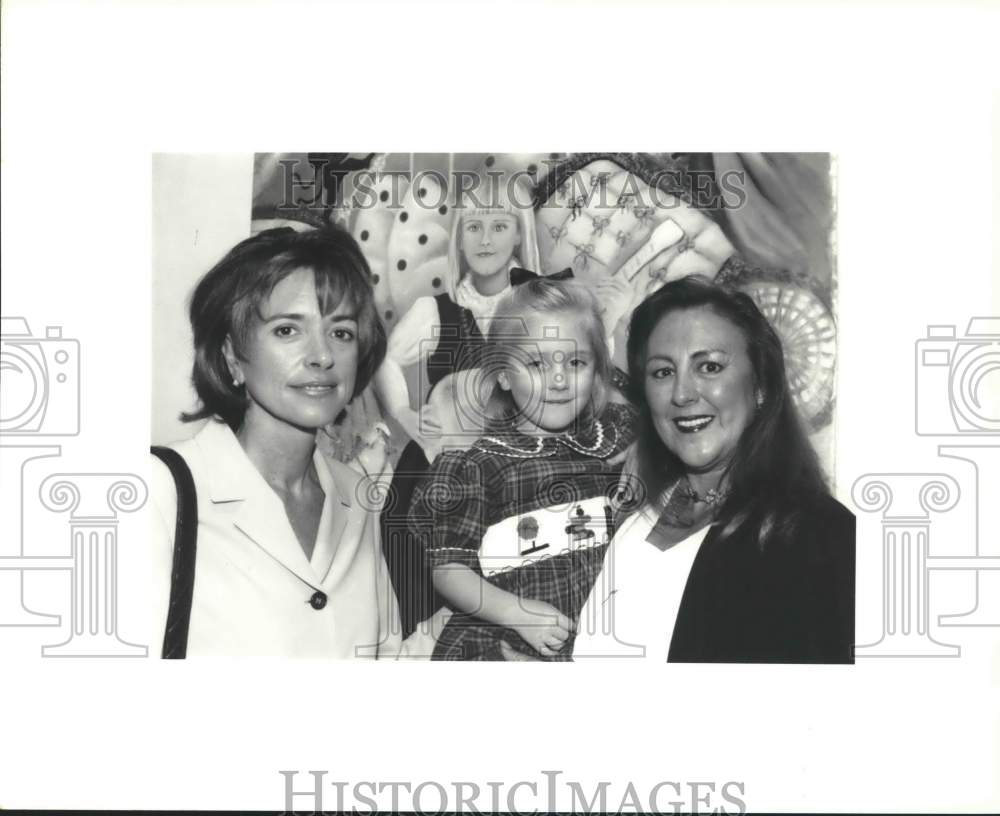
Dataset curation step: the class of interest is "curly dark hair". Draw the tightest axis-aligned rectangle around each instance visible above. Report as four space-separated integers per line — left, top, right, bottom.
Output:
626 275 830 548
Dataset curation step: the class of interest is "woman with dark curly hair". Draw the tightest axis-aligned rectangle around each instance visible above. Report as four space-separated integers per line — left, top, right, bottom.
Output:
572 275 855 663
150 226 438 657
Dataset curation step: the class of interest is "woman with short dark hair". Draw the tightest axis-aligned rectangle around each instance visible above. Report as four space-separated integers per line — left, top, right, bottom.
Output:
150 226 435 657
183 226 386 431
572 275 855 663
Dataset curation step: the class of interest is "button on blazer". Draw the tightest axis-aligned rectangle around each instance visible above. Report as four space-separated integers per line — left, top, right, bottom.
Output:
150 419 415 657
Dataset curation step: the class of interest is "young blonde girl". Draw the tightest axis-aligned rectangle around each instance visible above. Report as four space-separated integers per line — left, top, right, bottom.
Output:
408 275 637 660
376 173 540 636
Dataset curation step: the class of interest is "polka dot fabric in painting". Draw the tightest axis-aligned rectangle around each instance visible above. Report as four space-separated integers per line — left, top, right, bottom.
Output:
384 171 452 316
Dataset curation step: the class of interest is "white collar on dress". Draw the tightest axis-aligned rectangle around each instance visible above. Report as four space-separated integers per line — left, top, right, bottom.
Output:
454 266 515 323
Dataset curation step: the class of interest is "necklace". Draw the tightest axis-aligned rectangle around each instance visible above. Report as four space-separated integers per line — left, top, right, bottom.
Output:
677 481 730 508
646 478 725 542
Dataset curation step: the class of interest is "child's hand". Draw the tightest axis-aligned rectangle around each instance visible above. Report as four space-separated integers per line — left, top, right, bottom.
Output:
500 640 541 661
511 599 575 658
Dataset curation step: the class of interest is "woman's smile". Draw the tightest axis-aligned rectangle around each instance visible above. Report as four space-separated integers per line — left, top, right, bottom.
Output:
672 414 714 433
290 380 340 395
643 306 756 486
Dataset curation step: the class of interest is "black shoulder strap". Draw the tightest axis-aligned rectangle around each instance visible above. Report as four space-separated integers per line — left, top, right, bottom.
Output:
151 445 198 659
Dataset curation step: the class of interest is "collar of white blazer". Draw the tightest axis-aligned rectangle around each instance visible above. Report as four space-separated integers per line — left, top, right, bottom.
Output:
195 419 354 508
177 419 361 590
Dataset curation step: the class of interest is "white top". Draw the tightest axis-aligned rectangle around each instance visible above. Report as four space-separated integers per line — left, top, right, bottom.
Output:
477 494 612 577
150 419 442 657
385 277 511 368
572 506 710 661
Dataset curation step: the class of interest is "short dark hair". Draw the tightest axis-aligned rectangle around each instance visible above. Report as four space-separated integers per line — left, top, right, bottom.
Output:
626 275 829 547
182 226 387 430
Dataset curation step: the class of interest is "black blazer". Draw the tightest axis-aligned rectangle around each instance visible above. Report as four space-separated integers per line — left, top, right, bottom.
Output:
666 494 855 664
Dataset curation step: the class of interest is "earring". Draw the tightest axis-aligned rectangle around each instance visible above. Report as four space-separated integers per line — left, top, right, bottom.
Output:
755 390 764 408
233 377 242 388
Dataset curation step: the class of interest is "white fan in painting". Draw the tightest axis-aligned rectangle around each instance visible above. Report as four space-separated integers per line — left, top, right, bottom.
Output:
739 278 837 430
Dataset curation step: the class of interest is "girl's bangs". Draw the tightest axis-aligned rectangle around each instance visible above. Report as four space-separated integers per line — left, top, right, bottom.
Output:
461 205 517 218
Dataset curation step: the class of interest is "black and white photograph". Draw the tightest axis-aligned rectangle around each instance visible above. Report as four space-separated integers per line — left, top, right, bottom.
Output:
152 152 852 663
1 0 998 813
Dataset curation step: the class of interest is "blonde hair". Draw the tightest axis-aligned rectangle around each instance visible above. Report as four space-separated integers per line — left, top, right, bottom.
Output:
445 173 540 300
482 276 610 425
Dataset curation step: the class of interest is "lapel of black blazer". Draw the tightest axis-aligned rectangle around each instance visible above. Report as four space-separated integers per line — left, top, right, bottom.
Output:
667 522 725 662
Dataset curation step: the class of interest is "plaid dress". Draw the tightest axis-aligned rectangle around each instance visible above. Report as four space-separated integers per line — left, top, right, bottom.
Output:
409 402 637 660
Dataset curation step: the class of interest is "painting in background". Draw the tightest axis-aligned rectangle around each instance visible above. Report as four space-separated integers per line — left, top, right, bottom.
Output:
250 152 837 474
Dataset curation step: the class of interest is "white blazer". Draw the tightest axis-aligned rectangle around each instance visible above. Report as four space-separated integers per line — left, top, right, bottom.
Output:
150 419 435 657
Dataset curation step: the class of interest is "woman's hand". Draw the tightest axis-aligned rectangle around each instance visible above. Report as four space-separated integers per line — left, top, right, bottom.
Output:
510 599 575 658
347 422 392 479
